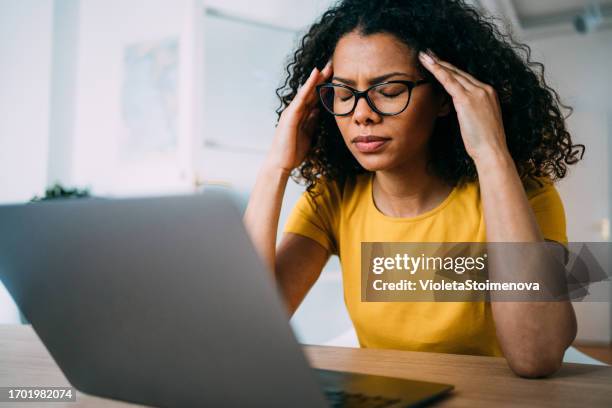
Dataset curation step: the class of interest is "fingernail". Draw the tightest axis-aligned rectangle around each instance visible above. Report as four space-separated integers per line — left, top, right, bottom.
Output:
324 59 332 70
419 51 434 65
426 49 438 60
310 67 318 76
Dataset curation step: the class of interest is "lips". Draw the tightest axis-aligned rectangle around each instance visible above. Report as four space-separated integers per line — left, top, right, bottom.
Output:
352 135 391 153
352 135 389 143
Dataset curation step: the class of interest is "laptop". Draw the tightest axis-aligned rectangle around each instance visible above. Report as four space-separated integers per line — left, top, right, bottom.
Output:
0 189 453 407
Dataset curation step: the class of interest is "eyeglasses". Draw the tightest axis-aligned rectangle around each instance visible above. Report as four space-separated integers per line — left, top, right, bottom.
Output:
316 79 430 116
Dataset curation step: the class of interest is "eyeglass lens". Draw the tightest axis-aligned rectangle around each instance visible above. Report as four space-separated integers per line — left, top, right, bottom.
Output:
319 82 410 115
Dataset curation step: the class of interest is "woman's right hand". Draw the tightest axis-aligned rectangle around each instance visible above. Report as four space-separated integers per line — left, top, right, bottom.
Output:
266 60 333 173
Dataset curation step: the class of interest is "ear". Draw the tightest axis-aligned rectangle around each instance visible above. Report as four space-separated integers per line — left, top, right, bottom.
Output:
436 92 452 117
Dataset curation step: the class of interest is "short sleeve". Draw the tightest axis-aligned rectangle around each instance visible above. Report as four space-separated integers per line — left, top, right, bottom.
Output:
525 177 568 247
283 179 341 255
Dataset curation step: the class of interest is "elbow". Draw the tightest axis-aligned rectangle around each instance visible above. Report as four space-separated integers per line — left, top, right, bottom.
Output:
506 348 564 378
504 305 577 379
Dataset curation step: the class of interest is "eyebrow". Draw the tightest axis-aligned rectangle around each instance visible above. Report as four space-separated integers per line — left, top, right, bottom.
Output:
331 72 415 86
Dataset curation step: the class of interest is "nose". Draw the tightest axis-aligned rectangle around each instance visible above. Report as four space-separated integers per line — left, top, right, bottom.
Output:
352 95 381 125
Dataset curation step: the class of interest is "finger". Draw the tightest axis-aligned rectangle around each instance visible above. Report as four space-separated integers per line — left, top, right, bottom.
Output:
424 51 500 101
418 51 467 98
320 59 333 78
294 67 320 107
296 61 333 112
309 60 332 88
435 61 499 103
436 61 486 90
302 106 320 130
438 65 477 91
425 51 489 89
300 107 322 137
419 51 475 90
306 60 333 106
305 91 320 112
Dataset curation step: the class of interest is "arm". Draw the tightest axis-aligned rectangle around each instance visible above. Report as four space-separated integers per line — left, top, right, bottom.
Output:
243 60 333 316
276 232 330 316
243 165 292 274
242 165 330 316
476 151 577 378
419 50 576 378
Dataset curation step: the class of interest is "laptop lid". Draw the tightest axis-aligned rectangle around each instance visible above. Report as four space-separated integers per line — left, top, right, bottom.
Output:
0 191 328 407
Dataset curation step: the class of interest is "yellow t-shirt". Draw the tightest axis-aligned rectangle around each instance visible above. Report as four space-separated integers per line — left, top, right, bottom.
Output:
283 172 568 357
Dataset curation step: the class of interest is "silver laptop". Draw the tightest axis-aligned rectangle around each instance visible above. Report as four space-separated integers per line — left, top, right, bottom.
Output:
0 189 453 407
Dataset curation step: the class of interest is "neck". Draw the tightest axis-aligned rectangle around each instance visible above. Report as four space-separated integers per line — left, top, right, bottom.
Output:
372 156 453 218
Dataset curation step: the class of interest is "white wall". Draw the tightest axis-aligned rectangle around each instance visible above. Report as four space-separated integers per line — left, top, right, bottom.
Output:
528 30 611 241
528 29 612 344
204 0 334 31
70 0 197 196
46 0 79 187
0 0 53 204
0 0 53 323
0 0 54 323
69 0 335 197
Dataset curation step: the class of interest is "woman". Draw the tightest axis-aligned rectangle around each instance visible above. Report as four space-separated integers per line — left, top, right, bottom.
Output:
243 0 584 378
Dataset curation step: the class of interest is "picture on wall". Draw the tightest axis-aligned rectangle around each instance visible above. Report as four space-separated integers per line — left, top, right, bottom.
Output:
120 37 179 159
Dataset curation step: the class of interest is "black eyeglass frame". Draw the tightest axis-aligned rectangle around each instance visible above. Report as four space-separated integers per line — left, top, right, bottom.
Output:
316 79 430 117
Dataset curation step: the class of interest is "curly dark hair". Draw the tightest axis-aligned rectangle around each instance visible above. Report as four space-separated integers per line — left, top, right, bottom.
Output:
274 0 585 195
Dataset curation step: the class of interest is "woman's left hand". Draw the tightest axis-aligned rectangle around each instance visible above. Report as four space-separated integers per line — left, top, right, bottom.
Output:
418 50 510 165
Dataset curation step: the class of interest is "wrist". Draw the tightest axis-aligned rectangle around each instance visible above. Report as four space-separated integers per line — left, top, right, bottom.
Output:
261 160 293 180
473 147 514 173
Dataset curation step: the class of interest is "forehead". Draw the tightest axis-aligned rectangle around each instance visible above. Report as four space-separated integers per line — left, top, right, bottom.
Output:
332 31 417 74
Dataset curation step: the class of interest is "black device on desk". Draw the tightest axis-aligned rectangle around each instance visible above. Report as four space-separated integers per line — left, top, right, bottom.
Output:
0 190 453 407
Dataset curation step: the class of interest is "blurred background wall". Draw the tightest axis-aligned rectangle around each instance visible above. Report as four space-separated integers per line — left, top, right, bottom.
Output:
0 0 611 348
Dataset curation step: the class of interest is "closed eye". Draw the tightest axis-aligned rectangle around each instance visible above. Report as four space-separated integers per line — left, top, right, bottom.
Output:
378 89 406 98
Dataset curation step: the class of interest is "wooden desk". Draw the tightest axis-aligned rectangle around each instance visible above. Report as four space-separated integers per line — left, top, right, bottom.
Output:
1 325 611 407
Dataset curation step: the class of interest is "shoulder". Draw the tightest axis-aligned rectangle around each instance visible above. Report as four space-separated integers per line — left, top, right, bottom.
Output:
308 175 343 206
522 176 567 244
309 172 370 205
519 174 564 201
521 176 554 193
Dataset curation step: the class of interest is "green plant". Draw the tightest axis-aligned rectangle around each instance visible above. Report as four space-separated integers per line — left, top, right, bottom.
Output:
30 183 91 202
